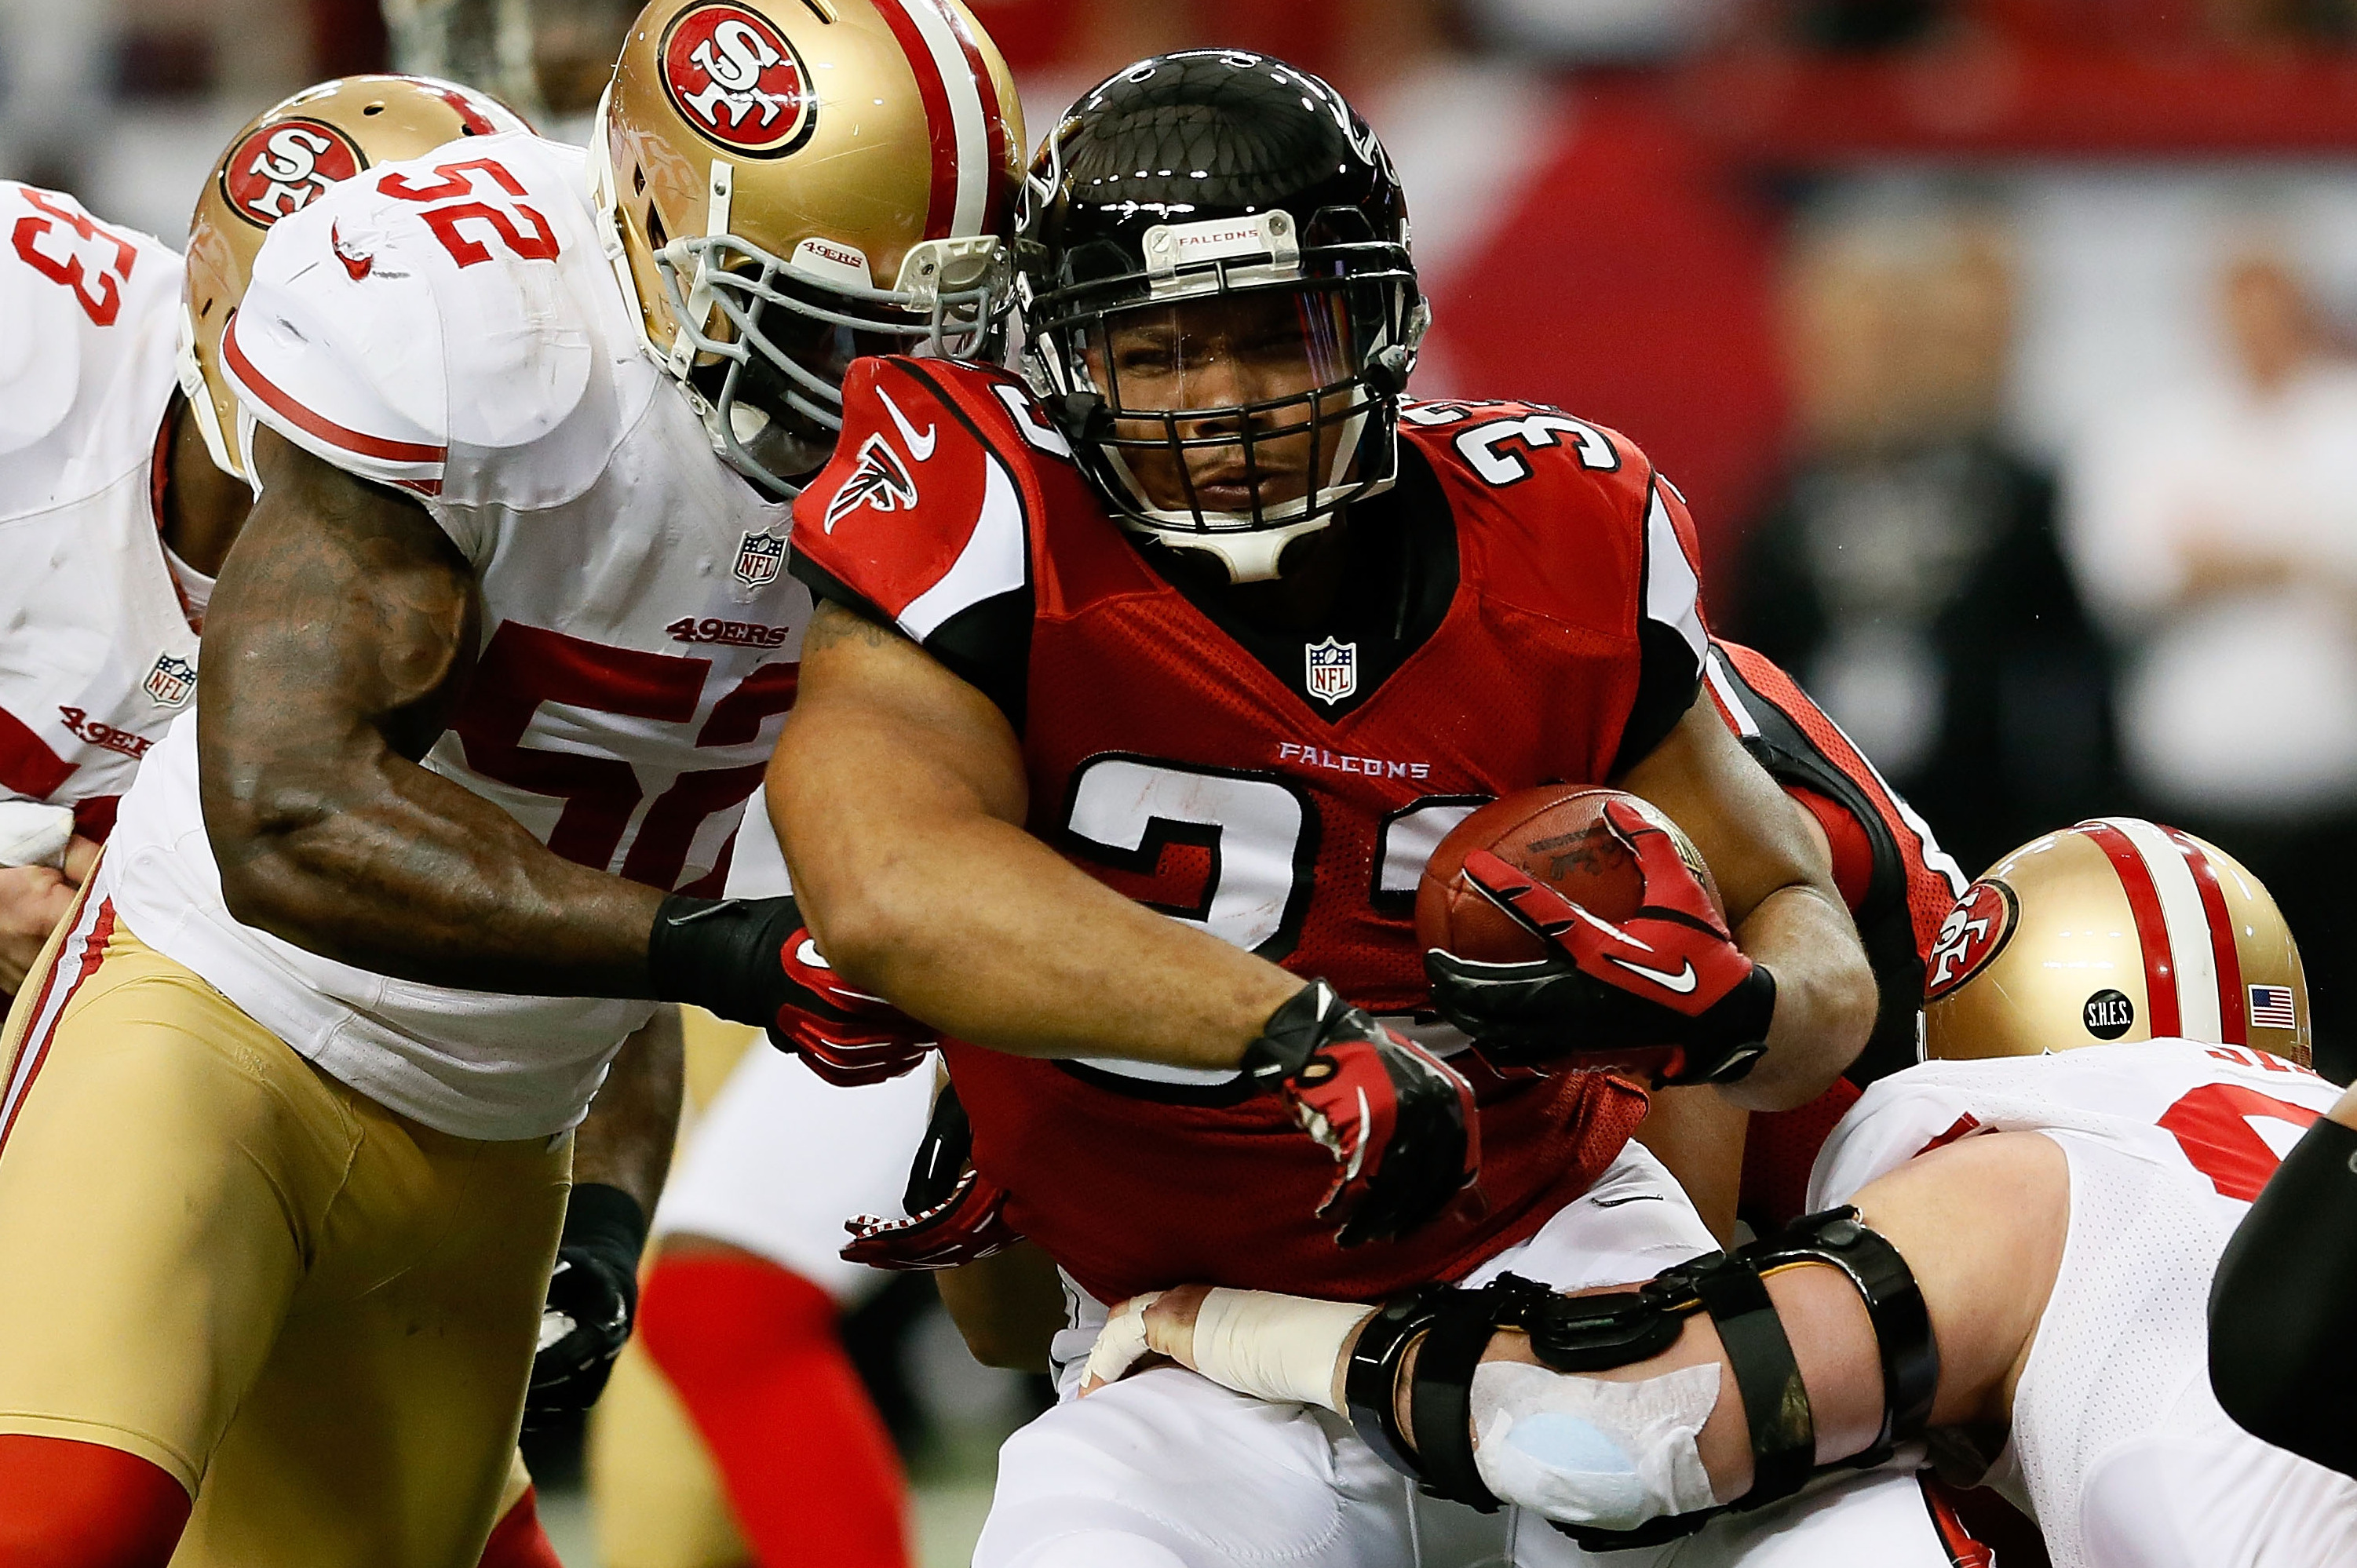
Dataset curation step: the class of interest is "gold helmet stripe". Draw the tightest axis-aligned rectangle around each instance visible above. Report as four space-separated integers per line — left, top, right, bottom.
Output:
873 0 1001 239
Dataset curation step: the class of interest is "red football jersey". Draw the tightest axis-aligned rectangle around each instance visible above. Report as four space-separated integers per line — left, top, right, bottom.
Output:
1706 639 1971 1228
792 359 1724 1303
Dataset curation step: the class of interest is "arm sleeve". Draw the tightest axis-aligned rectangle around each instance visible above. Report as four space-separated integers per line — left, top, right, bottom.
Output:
788 359 1034 723
1610 477 1709 775
2208 1113 2357 1479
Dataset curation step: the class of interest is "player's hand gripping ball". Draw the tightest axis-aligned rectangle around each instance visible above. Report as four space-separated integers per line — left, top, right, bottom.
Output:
1242 980 1480 1247
1418 789 1774 1086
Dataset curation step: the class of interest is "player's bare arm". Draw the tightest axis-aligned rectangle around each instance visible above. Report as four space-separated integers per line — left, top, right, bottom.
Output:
200 431 667 994
528 1005 687 1424
775 598 1299 1070
1617 697 1878 1110
1085 1128 2064 1533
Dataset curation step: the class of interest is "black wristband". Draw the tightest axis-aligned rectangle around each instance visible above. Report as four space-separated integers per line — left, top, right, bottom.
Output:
1241 980 1338 1084
648 893 797 1024
2210 1113 2357 1478
560 1181 651 1301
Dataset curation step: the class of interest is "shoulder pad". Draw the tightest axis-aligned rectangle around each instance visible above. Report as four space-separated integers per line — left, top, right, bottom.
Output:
790 357 1037 643
223 133 597 500
1405 397 1706 674
0 183 181 460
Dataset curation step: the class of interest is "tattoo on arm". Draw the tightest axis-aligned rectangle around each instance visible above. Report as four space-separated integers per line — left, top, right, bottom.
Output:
199 432 667 996
801 597 903 655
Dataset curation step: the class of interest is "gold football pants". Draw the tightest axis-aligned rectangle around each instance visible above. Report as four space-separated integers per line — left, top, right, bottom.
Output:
0 888 570 1567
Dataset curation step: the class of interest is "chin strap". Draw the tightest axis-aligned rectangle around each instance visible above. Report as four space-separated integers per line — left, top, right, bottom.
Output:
1345 1207 1938 1550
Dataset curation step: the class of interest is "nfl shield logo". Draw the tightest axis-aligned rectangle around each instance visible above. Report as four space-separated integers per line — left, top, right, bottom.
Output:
734 531 785 588
143 652 197 708
1304 636 1357 706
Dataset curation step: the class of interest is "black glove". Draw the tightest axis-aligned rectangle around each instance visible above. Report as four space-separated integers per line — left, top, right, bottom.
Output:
650 893 936 1086
1424 804 1776 1087
525 1183 647 1428
1241 980 1481 1248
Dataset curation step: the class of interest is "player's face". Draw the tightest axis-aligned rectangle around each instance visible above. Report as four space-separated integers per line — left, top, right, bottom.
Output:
690 270 899 483
1089 287 1356 515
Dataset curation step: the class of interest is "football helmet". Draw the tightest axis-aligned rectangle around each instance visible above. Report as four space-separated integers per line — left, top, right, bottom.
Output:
594 0 1023 498
181 75 532 483
1014 51 1429 582
1924 817 2308 1067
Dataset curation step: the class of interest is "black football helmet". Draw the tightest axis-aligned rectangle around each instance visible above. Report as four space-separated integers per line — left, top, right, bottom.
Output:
1014 51 1428 582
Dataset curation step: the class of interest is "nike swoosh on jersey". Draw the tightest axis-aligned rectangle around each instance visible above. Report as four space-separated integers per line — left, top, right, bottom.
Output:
874 385 938 461
794 937 833 970
1607 955 1699 994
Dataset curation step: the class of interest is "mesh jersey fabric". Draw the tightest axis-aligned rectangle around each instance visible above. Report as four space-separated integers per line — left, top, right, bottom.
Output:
790 360 1696 1304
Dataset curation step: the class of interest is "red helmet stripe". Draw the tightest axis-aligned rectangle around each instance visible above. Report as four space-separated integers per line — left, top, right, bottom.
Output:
928 0 1010 235
873 0 960 240
2079 819 2181 1037
2169 828 2248 1047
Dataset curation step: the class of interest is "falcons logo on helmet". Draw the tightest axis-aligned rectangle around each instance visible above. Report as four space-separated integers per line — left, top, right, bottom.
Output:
823 433 919 532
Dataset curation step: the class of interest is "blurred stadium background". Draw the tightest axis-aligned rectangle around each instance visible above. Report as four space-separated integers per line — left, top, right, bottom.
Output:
18 0 2357 1559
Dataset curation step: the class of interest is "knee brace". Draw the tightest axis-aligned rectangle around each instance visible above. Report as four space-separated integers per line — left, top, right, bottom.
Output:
1343 1205 1937 1551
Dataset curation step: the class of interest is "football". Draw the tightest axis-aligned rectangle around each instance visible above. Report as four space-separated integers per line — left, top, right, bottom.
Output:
1414 786 1722 963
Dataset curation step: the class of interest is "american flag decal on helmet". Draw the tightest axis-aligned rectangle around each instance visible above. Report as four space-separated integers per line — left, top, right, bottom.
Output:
2249 984 2297 1031
823 433 920 533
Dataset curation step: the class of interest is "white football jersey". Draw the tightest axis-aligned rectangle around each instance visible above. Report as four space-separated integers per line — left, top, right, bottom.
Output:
1809 1041 2355 1568
0 182 203 837
103 132 811 1142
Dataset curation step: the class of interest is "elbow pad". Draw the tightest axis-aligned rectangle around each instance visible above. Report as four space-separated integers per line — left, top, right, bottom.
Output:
2209 1114 2357 1479
1345 1206 1937 1552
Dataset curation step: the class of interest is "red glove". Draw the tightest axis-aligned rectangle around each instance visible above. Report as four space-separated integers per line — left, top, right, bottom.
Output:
841 1081 1023 1270
1423 799 1775 1086
772 927 939 1087
842 1167 1021 1271
649 895 936 1087
1241 980 1481 1247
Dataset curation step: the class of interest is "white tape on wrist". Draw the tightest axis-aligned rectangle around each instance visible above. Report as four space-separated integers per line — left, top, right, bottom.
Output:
1081 1291 1164 1392
0 801 72 869
1470 1359 1723 1531
1188 1289 1377 1414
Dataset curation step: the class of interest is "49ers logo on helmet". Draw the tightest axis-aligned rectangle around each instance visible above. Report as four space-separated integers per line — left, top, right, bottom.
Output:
221 119 365 227
661 2 817 158
1925 879 2017 1001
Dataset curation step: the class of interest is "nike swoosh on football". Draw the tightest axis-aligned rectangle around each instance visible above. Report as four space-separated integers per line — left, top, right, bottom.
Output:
1607 955 1699 994
874 385 938 461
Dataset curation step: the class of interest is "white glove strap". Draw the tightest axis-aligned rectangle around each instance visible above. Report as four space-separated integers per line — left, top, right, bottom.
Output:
0 801 72 868
1190 1288 1377 1414
1082 1290 1165 1391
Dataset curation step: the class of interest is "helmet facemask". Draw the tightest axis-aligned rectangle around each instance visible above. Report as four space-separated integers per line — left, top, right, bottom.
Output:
604 108 1008 501
1023 206 1425 582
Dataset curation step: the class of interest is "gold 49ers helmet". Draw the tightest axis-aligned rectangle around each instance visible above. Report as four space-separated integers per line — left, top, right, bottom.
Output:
594 0 1024 498
1924 817 2309 1067
180 75 532 483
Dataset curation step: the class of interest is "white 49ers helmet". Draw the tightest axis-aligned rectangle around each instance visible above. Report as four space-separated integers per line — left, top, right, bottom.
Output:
181 75 532 483
593 0 1024 498
1925 817 2309 1067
